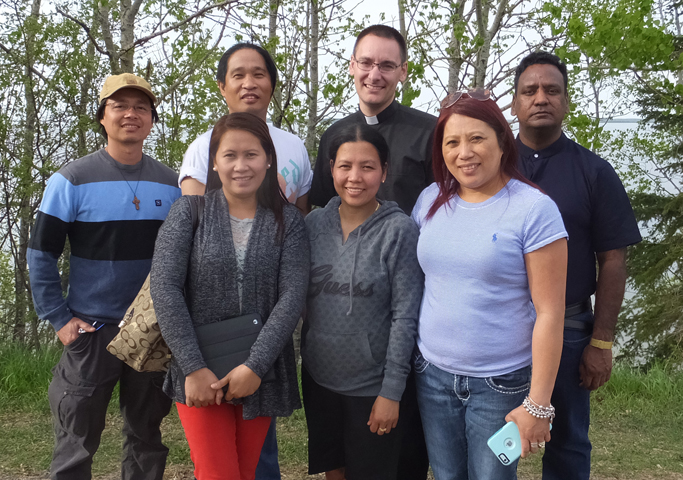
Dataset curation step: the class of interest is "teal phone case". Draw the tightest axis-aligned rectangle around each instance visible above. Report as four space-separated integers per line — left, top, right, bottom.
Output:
488 421 552 465
487 421 522 465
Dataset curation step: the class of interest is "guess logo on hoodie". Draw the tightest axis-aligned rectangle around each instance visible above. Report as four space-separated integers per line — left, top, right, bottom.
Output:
308 265 375 298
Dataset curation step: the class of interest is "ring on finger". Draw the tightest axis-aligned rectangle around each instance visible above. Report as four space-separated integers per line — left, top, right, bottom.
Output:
538 441 545 448
379 427 387 433
530 442 538 449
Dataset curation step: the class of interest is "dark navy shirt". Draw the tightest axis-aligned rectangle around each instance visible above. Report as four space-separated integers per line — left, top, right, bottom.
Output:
517 133 642 305
310 101 437 215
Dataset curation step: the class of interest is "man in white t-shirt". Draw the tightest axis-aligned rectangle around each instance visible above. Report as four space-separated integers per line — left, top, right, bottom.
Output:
179 43 312 213
179 43 312 480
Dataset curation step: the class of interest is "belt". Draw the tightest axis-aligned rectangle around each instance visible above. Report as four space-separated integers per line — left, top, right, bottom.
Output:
564 299 593 332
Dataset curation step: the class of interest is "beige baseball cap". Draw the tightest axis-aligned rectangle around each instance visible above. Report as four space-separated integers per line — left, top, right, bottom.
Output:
99 73 156 104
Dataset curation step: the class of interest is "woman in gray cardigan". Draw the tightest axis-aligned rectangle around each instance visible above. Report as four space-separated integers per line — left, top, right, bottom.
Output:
150 113 309 480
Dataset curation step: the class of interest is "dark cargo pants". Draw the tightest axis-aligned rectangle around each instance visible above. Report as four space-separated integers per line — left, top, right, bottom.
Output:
48 323 172 480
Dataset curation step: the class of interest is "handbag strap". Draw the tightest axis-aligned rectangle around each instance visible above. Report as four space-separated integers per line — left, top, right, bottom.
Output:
184 195 205 293
187 195 205 234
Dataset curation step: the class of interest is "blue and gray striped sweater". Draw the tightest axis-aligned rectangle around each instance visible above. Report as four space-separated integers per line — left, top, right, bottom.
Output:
27 149 181 331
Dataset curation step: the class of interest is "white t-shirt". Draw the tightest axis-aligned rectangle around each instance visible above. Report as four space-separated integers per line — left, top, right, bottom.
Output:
179 124 313 202
411 179 567 378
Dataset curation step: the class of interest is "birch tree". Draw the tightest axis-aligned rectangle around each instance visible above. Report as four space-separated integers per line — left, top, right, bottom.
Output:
397 0 559 111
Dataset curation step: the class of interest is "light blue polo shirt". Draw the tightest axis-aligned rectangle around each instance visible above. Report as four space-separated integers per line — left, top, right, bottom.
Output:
411 179 567 377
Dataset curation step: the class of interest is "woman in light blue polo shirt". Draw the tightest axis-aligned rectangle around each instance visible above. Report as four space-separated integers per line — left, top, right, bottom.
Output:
411 90 568 480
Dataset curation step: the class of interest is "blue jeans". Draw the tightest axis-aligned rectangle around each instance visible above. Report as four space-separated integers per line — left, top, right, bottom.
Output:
542 314 593 480
255 417 281 479
414 349 530 480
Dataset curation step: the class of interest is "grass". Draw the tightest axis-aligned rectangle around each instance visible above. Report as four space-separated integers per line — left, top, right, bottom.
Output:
0 343 61 414
1 344 683 479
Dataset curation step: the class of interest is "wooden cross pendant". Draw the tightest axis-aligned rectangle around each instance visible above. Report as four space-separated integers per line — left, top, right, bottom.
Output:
133 196 140 210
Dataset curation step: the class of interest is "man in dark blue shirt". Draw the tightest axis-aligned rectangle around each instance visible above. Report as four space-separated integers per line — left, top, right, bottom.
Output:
512 52 641 479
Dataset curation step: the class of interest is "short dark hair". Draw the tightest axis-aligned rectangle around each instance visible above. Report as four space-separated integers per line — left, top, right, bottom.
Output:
208 112 288 234
328 123 390 172
216 43 278 97
354 25 408 64
514 51 568 93
96 95 159 140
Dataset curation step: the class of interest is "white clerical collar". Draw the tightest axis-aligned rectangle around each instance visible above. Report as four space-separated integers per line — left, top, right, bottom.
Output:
364 115 379 125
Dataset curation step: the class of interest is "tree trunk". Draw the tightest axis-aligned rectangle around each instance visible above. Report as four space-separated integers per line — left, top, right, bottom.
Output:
97 2 120 74
447 0 467 92
474 0 509 88
398 0 410 102
305 0 319 154
473 0 488 87
269 0 284 128
77 16 98 157
13 0 42 345
675 3 682 85
119 0 139 73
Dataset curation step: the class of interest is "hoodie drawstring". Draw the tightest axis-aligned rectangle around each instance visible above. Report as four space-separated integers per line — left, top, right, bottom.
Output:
347 224 363 315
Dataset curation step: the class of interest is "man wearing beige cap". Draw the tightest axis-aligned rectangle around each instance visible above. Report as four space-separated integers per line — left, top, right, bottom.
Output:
27 73 180 480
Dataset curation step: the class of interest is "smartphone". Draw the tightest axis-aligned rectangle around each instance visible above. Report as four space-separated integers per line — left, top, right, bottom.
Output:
488 421 552 465
488 422 522 465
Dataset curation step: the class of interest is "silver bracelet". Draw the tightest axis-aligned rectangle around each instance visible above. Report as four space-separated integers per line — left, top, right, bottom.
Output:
523 396 555 422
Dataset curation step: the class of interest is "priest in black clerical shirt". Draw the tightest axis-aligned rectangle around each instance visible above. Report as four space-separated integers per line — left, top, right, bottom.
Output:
309 25 436 216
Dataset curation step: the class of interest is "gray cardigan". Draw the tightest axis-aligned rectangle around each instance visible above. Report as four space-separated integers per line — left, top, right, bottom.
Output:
150 190 309 419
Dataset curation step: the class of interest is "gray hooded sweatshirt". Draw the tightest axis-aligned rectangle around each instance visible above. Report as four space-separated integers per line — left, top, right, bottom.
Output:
302 197 424 401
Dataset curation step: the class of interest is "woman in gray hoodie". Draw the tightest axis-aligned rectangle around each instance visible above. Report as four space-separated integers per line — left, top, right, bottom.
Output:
301 124 424 480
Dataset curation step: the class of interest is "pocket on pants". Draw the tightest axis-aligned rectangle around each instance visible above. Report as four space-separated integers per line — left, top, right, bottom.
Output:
485 366 531 394
412 349 430 374
65 331 91 353
49 372 97 438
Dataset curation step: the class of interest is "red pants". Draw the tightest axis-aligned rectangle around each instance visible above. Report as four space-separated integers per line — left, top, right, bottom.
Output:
176 402 271 480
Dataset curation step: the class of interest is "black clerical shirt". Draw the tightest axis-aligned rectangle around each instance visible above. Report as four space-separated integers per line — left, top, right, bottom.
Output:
310 101 437 215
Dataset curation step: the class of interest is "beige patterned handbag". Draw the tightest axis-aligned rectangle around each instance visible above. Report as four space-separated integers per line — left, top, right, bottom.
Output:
106 274 171 372
106 195 205 372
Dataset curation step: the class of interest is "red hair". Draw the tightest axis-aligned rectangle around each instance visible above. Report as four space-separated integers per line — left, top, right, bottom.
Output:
426 96 535 220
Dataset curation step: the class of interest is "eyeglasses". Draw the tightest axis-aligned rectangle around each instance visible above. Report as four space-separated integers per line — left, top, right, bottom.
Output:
353 58 403 74
106 102 152 114
440 89 492 110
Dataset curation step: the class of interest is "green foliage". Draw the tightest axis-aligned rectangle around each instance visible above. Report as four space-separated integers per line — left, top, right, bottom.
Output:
0 343 61 413
147 22 226 170
543 0 680 151
0 252 19 340
618 77 683 365
593 362 683 413
541 0 683 365
543 0 675 71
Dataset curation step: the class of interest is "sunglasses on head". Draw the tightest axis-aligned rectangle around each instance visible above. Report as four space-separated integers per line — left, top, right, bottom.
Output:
440 88 492 110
